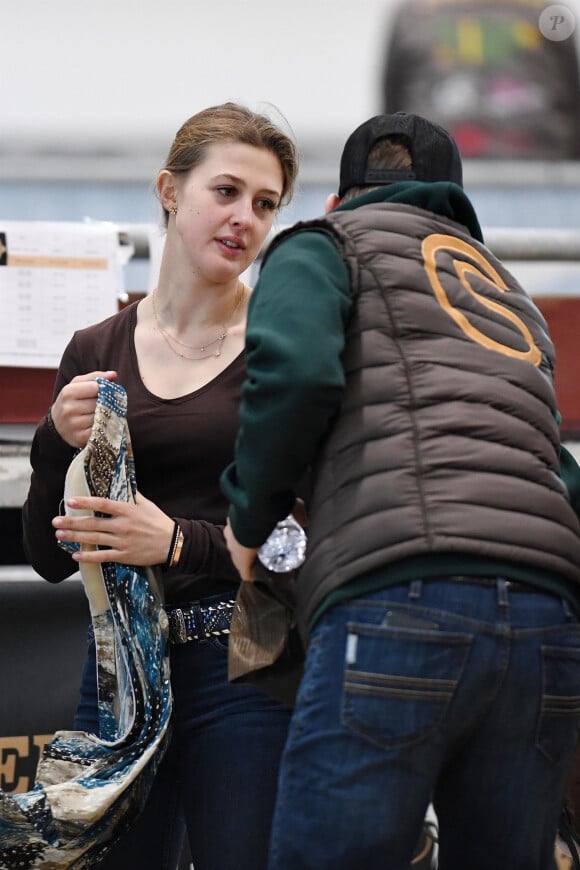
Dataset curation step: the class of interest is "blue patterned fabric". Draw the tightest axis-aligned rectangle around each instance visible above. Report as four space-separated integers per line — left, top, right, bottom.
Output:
0 378 172 869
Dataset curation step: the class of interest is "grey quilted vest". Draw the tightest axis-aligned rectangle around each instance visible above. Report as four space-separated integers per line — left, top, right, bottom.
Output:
268 203 580 629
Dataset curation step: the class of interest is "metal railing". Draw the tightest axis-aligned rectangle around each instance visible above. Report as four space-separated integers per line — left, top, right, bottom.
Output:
119 224 580 266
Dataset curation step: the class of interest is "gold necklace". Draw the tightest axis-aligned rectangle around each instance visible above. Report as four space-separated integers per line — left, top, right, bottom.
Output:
152 283 246 361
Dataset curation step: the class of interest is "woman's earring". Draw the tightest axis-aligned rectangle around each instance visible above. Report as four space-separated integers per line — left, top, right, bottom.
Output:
170 206 177 216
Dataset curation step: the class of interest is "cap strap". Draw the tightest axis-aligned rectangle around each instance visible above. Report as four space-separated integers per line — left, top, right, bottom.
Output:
364 168 416 184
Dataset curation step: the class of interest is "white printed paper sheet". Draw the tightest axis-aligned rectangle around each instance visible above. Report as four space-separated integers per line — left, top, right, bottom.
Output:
0 221 126 368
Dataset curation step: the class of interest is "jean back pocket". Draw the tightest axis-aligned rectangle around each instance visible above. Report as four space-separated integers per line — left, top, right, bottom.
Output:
342 619 473 750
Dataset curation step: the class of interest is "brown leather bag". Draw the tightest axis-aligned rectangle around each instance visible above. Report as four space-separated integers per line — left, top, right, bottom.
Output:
228 566 304 707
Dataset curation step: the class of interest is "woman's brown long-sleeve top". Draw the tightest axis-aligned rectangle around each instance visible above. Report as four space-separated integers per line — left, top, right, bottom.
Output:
22 301 242 604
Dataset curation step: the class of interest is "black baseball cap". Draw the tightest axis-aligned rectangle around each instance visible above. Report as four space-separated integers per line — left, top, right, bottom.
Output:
338 112 463 198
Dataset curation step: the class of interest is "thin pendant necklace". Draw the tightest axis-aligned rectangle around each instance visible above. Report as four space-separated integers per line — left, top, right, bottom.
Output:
152 283 246 361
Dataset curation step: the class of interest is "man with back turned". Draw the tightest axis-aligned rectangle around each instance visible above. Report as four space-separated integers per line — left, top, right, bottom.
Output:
222 111 580 869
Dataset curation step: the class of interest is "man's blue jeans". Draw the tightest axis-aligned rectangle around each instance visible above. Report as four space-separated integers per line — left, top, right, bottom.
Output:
268 579 580 870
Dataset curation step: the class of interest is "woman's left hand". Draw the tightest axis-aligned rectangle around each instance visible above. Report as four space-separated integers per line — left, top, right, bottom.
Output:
52 491 175 566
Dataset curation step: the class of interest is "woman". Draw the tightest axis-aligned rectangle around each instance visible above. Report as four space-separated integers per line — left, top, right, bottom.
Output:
22 101 299 870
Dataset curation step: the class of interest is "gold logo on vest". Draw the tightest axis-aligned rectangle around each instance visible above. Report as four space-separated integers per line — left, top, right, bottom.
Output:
422 233 542 366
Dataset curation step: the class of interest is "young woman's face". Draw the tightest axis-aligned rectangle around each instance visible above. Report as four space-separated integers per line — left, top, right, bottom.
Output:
172 141 284 283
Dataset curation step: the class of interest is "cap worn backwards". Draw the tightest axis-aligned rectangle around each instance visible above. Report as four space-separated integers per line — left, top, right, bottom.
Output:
338 112 463 198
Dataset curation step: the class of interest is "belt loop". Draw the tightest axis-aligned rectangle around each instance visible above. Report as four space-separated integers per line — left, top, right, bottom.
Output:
563 597 573 619
409 579 422 600
497 577 509 609
172 608 187 644
191 603 206 639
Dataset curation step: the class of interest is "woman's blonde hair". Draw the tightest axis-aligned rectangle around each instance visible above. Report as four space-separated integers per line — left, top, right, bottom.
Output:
160 102 299 224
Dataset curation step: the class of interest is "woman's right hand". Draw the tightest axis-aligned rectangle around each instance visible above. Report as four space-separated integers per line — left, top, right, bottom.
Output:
50 370 118 449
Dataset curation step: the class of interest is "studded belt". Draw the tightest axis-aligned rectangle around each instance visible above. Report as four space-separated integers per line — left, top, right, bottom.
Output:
165 599 236 644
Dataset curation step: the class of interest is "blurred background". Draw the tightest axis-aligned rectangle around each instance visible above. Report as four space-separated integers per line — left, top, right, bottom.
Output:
3 0 580 421
0 0 399 226
3 1 580 299
1 0 579 226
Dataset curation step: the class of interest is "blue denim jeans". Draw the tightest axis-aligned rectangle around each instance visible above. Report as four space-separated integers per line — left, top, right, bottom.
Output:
268 579 580 870
75 592 292 870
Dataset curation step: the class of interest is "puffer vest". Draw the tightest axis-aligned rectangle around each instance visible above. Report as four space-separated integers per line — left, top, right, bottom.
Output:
266 203 580 629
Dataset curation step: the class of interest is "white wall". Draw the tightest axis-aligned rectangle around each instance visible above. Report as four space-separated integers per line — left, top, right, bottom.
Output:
1 0 398 162
2 0 579 179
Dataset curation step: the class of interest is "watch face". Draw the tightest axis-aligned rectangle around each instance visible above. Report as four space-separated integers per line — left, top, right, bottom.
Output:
257 515 307 573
